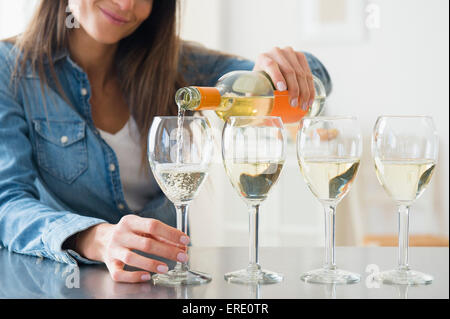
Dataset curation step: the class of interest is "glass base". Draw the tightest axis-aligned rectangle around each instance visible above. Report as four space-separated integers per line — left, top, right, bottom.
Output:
373 268 433 285
152 269 212 287
224 268 283 285
300 267 360 284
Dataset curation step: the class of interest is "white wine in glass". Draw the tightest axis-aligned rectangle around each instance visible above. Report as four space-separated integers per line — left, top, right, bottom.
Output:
222 116 286 284
374 158 435 204
297 116 362 284
148 116 213 286
224 161 284 203
299 157 360 204
372 116 439 285
154 163 209 204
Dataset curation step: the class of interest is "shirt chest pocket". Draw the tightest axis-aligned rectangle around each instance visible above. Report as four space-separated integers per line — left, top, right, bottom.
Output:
33 119 88 184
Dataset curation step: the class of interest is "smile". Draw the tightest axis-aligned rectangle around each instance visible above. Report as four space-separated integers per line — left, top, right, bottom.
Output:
99 7 130 26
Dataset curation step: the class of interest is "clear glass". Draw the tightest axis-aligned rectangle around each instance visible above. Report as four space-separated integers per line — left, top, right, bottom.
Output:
297 116 362 284
222 116 287 284
371 115 439 285
147 116 213 286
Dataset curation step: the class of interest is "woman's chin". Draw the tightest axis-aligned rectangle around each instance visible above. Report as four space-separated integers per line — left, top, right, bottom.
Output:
89 31 125 45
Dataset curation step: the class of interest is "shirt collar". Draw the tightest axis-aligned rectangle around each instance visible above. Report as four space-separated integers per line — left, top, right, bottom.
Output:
51 49 69 63
42 47 69 65
47 48 86 75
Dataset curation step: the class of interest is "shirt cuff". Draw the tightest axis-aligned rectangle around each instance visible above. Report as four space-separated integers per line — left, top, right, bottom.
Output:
66 249 102 265
42 213 107 265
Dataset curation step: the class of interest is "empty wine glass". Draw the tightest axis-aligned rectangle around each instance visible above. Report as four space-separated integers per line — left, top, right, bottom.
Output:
297 116 362 284
372 116 439 285
147 116 213 286
222 116 286 284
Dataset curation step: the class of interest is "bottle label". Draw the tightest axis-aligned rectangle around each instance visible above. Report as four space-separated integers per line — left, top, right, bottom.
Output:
195 87 221 110
271 91 308 123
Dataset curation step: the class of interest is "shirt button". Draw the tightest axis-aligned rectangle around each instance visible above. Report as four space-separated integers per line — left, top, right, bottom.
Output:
118 203 125 210
109 163 116 172
60 136 68 144
81 88 88 96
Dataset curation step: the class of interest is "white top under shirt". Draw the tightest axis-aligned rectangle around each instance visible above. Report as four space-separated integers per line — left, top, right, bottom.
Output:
98 116 160 212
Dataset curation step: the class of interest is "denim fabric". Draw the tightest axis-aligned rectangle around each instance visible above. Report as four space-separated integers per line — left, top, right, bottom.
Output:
0 40 331 265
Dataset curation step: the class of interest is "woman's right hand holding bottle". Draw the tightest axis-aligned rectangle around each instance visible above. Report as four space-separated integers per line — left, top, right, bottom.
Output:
75 215 190 283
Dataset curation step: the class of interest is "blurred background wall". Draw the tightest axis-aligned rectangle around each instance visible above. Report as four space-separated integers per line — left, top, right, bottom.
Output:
1 0 448 247
182 0 449 247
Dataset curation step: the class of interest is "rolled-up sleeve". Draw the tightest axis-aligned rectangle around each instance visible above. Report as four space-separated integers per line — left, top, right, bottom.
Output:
0 47 106 265
180 42 255 86
303 51 333 96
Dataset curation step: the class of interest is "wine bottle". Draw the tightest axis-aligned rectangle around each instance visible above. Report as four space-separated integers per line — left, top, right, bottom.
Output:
175 71 326 123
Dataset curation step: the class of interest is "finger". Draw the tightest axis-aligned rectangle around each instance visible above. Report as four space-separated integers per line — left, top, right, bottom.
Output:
282 47 310 109
267 47 299 106
254 53 287 92
107 259 153 283
151 234 187 249
117 232 189 263
296 52 316 108
111 247 170 274
119 215 190 246
142 233 187 249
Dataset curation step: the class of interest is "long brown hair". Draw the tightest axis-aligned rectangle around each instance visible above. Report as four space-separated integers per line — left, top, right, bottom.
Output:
8 0 185 173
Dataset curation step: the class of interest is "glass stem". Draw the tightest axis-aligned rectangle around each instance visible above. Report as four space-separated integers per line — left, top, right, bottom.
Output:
397 204 410 271
174 204 189 273
248 204 261 274
324 205 337 270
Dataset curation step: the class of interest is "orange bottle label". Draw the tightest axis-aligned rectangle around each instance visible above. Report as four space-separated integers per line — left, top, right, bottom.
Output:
271 91 308 123
194 87 221 110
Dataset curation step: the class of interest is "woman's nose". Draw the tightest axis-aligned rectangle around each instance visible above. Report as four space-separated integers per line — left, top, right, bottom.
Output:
112 0 135 12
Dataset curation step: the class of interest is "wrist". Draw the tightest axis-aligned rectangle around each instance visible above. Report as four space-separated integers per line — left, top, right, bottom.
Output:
76 223 113 262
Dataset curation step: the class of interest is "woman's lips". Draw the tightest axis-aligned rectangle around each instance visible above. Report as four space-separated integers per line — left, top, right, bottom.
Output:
99 7 130 25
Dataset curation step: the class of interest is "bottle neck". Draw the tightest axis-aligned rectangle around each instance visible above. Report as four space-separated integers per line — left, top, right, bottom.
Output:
175 86 221 111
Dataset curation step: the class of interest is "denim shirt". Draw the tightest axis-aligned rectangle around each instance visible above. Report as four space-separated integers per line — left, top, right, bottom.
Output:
0 41 332 266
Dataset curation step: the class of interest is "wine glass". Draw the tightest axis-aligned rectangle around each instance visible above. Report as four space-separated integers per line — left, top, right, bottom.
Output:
147 116 213 286
222 116 286 284
372 116 439 285
297 116 362 284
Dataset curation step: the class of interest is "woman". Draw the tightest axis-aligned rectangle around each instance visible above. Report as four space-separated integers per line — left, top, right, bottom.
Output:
0 0 331 283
